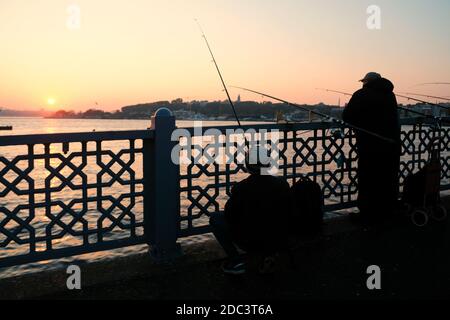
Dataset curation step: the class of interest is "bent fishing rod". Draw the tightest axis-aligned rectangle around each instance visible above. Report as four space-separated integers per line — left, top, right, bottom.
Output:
231 86 397 145
316 88 449 123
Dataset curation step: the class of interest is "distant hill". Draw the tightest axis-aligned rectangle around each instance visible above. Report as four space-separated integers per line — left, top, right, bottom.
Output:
0 109 49 117
5 99 447 121
119 99 342 121
41 99 344 121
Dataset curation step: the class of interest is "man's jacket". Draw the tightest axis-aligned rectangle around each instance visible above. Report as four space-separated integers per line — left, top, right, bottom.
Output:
343 78 401 154
224 174 292 252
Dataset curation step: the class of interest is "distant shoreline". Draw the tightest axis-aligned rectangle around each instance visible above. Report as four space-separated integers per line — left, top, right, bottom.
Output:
42 116 277 122
0 115 275 122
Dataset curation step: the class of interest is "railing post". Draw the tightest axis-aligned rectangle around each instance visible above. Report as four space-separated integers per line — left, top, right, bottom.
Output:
144 107 182 262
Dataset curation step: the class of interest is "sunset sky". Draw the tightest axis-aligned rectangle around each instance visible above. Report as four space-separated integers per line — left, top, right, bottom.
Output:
0 0 449 111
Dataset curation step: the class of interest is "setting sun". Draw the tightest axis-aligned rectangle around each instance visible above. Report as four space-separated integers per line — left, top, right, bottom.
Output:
47 98 56 106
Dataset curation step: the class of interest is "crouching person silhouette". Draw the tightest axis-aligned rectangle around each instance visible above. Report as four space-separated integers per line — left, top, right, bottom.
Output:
209 146 292 275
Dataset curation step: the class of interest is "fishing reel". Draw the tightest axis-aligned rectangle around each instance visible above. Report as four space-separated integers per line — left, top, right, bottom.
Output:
330 128 344 139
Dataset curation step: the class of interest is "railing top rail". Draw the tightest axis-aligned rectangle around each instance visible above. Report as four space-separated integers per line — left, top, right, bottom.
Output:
399 116 450 126
182 121 342 135
0 116 447 145
0 129 154 147
183 117 450 136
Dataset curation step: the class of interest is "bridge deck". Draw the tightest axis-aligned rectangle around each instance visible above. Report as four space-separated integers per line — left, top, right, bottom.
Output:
1 195 449 300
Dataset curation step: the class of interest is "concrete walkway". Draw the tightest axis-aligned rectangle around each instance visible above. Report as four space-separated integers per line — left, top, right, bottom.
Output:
1 196 450 300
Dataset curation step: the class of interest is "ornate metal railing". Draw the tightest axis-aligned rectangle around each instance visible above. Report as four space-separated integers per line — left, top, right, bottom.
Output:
0 131 152 268
179 118 450 237
0 110 449 269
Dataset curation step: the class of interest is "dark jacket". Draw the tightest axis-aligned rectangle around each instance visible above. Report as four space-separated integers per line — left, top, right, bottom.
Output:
343 78 401 154
224 174 292 252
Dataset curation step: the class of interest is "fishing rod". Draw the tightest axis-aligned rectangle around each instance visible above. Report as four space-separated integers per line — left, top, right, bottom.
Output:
316 88 352 97
316 88 449 122
231 86 397 144
194 20 290 172
317 88 449 111
395 94 450 111
399 92 450 102
195 19 242 128
316 88 427 116
195 23 315 151
414 82 450 86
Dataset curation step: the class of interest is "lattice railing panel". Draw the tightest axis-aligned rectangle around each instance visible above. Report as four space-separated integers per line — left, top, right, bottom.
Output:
0 138 145 266
399 123 450 185
179 122 449 237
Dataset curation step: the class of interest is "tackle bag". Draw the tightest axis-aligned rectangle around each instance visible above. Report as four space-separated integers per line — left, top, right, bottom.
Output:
290 176 324 236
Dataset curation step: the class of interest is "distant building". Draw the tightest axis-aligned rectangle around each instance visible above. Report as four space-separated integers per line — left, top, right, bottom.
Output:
236 95 241 103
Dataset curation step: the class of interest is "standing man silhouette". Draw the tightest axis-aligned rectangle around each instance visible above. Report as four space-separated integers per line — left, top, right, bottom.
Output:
343 72 401 223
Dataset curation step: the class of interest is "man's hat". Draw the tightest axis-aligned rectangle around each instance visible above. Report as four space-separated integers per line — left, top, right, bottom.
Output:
359 72 381 83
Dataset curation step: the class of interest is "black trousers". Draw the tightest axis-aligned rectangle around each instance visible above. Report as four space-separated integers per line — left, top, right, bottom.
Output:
357 149 401 216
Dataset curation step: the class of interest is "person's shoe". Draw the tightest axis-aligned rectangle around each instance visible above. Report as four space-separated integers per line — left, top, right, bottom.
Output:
222 259 246 275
